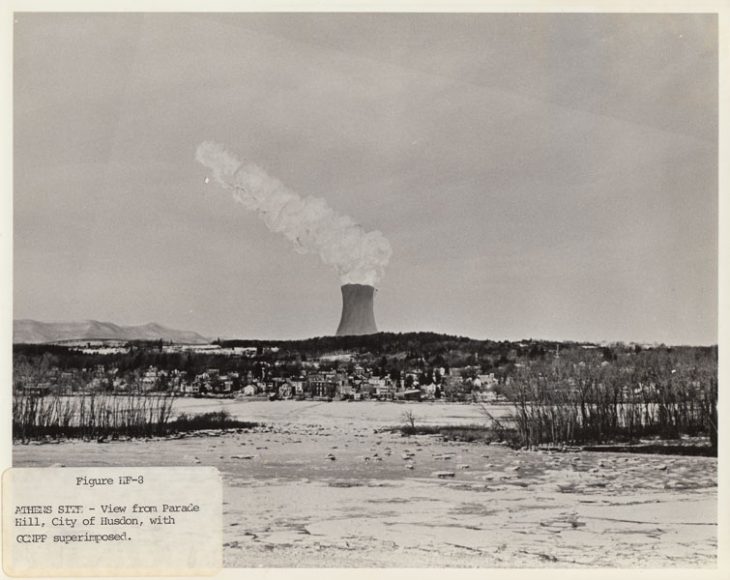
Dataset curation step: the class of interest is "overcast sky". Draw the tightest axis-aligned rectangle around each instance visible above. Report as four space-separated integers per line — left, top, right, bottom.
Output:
14 13 718 344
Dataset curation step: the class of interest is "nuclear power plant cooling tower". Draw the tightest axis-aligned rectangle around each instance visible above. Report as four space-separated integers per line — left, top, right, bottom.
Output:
336 284 378 336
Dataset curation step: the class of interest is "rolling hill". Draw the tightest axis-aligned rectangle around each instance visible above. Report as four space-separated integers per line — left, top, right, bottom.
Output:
13 320 209 344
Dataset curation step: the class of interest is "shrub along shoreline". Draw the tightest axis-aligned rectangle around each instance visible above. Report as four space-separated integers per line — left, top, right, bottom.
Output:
394 406 716 457
394 423 716 457
12 394 258 441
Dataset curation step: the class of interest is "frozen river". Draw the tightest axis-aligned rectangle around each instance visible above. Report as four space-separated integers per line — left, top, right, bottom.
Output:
15 399 717 568
172 398 512 428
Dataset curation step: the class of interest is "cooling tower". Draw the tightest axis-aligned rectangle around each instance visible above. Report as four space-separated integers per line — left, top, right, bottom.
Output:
336 284 378 336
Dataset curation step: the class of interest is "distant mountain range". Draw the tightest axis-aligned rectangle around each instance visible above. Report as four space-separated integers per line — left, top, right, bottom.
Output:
13 320 210 345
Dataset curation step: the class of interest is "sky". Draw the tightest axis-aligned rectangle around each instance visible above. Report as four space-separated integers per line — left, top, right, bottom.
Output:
13 13 718 345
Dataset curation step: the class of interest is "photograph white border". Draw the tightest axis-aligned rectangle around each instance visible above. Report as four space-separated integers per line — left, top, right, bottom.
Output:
1 1 727 578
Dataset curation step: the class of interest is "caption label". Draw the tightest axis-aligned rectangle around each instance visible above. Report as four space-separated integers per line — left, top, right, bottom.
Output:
3 467 221 577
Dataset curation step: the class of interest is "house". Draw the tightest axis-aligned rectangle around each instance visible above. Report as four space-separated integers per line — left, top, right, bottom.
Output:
472 390 498 402
306 372 347 398
214 375 234 394
337 382 354 399
168 370 188 392
113 377 129 392
476 374 498 390
242 384 257 397
442 374 467 400
23 382 52 396
420 383 437 400
369 377 394 399
270 377 287 394
358 382 375 399
178 382 200 396
289 379 305 396
141 367 163 392
89 376 109 391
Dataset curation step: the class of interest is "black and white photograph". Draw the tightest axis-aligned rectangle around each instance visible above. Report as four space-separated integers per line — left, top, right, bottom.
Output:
7 7 723 572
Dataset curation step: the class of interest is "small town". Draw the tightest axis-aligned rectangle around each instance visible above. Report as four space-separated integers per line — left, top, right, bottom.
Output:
14 340 502 403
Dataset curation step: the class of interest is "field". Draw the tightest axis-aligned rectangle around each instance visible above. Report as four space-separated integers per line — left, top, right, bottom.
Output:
13 400 717 568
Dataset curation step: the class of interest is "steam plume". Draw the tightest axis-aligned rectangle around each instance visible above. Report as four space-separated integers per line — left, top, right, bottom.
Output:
196 142 392 287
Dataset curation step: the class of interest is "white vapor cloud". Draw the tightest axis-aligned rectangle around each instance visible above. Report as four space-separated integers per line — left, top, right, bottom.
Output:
196 141 392 287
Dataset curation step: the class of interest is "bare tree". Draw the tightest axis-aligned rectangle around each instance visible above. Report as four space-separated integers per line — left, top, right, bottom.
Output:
401 409 417 430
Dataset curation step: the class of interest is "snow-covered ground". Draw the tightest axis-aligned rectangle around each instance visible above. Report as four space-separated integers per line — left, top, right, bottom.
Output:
172 398 509 427
14 401 717 568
